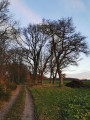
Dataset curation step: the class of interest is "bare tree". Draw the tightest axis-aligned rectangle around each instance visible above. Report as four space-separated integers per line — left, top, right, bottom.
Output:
39 49 51 84
0 0 10 78
21 24 48 84
43 18 90 86
0 0 22 83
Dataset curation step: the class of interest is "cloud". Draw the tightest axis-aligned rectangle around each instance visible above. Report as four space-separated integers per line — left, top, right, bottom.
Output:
59 0 86 13
66 71 90 79
9 0 41 25
68 0 85 9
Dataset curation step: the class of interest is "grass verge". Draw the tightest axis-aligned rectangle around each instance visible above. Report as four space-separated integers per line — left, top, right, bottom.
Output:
4 86 26 120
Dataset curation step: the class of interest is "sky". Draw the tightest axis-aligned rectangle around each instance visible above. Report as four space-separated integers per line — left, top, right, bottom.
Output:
8 0 90 79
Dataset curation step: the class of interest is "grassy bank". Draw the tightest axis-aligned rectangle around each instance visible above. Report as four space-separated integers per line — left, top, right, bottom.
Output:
4 86 26 120
30 81 90 120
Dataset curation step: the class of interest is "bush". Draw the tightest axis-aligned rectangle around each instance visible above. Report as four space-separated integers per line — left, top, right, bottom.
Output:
0 84 11 101
0 84 4 97
1 89 11 101
0 82 17 101
66 80 85 88
6 82 17 90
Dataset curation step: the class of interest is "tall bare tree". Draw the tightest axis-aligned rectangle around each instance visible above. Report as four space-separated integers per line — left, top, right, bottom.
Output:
43 18 90 86
0 0 22 83
22 24 48 84
0 0 10 78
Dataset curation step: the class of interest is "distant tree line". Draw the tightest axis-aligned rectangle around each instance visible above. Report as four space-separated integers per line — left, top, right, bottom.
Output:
0 0 89 86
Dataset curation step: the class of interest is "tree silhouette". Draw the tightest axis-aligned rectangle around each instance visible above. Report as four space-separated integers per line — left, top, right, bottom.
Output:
42 18 89 86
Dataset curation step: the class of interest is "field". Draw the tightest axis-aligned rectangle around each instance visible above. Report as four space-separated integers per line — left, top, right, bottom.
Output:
30 81 90 120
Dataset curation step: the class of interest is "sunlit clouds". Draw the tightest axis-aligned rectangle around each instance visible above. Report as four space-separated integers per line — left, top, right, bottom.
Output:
66 70 90 79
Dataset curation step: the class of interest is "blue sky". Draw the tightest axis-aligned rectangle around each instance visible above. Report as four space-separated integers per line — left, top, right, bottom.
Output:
9 0 90 79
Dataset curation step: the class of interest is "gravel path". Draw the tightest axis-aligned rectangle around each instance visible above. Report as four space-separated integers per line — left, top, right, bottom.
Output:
22 86 35 120
0 86 21 120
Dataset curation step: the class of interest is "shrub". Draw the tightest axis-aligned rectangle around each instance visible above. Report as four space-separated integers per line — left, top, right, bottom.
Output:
0 81 17 101
66 80 85 88
6 82 17 90
0 84 11 101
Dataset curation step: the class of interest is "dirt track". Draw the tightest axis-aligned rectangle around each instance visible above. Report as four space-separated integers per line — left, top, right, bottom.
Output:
0 85 35 120
22 86 35 120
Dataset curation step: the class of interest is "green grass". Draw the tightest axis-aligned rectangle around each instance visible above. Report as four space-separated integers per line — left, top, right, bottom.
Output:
43 80 71 86
83 81 90 86
30 81 90 120
4 86 26 120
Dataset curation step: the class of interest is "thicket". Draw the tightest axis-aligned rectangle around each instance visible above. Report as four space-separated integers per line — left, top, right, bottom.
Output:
0 82 17 101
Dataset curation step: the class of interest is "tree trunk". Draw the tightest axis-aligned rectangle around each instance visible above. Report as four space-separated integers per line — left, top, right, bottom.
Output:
53 70 57 84
49 72 52 84
34 75 37 85
38 69 41 83
50 77 52 84
53 77 55 84
52 72 55 84
53 75 57 84
33 71 37 85
41 71 43 85
57 68 63 87
33 66 37 85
